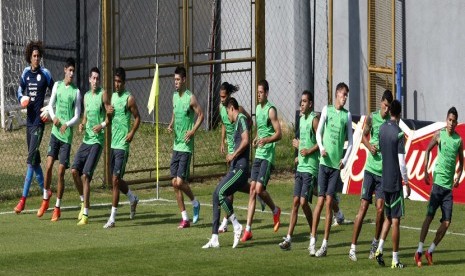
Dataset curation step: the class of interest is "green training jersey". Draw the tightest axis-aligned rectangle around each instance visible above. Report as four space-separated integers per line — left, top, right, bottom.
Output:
365 110 389 176
255 101 276 163
433 129 462 189
83 88 105 146
320 105 349 169
51 81 79 144
173 90 194 153
297 112 320 176
111 90 131 151
220 104 235 154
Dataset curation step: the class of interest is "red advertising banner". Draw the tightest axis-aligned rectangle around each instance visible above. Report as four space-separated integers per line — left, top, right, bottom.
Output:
341 117 465 204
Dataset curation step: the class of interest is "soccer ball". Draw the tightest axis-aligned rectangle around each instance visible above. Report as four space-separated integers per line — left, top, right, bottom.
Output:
40 107 51 122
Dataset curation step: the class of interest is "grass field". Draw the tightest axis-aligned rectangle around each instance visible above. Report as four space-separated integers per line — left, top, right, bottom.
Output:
1 172 465 275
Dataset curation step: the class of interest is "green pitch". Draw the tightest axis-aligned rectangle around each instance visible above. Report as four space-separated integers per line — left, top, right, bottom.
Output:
1 173 464 275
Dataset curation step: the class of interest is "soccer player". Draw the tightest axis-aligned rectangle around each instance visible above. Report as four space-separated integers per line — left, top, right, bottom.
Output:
241 79 282 242
14 40 54 214
103 67 140 228
374 99 410 269
349 90 393 261
414 107 463 267
278 90 318 250
310 82 353 257
71 67 108 225
37 57 81 221
217 82 266 233
202 97 249 249
168 66 204 229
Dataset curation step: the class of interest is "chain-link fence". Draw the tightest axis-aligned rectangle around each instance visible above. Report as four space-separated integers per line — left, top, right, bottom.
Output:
1 0 334 199
367 0 403 112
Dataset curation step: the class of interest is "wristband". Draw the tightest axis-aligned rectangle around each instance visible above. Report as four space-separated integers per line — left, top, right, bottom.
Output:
101 122 107 128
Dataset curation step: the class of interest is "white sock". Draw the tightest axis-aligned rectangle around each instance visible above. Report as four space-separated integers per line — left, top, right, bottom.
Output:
220 217 228 227
126 189 135 202
378 239 385 253
372 238 378 245
310 235 316 246
273 206 279 214
322 239 328 248
336 210 343 218
110 206 117 221
245 225 251 232
181 210 189 221
350 244 356 251
192 198 199 207
417 242 424 253
286 234 291 241
55 198 61 208
229 214 241 229
392 251 399 263
79 195 84 202
43 189 49 200
83 207 89 216
211 234 219 243
428 242 436 253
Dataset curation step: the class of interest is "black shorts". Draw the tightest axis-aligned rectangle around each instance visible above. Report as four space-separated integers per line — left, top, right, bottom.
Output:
170 151 191 180
26 125 44 166
72 143 103 180
384 190 405 219
250 158 273 188
317 165 340 197
426 184 453 222
47 134 71 168
361 170 384 204
294 171 316 204
110 149 128 178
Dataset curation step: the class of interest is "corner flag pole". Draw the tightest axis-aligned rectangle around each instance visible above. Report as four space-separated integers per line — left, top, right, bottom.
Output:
147 63 159 199
155 66 159 200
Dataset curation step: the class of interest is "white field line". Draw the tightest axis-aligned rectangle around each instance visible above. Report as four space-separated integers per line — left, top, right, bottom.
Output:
2 198 465 237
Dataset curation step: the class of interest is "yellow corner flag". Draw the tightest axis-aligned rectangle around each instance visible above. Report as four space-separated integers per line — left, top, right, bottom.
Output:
147 63 159 114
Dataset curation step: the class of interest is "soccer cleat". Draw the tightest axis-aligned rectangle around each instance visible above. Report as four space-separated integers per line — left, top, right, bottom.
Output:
349 250 357 261
273 207 281 232
375 250 385 266
240 230 253 242
279 237 291 251
425 250 433 266
37 190 52 217
332 213 345 226
14 198 26 214
77 215 88 226
129 196 139 220
258 196 266 212
51 207 61 222
78 202 84 220
218 223 228 233
202 239 220 249
103 219 115 229
177 219 190 229
369 242 378 259
391 261 405 269
414 251 422 267
233 224 243 248
315 246 327 257
192 201 200 224
308 242 316 256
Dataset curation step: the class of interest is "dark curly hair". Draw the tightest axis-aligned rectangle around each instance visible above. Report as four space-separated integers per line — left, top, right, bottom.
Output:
25 40 44 64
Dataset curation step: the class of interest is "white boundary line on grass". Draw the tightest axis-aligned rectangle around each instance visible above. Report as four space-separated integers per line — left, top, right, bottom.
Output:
3 197 465 237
